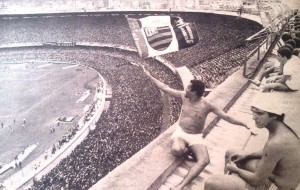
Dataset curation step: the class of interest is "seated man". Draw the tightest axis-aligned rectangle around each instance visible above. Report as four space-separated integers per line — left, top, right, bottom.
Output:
204 93 300 190
250 43 294 87
142 66 249 190
262 46 300 92
250 60 280 87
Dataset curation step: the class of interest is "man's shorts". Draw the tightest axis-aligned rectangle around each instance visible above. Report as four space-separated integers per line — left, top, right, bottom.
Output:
171 124 205 146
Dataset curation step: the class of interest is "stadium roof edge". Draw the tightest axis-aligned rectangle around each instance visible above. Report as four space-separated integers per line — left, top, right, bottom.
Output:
0 10 262 25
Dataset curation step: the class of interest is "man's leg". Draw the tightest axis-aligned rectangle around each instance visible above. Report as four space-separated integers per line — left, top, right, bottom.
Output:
262 83 290 92
204 174 246 190
171 137 189 157
250 63 275 86
171 144 210 190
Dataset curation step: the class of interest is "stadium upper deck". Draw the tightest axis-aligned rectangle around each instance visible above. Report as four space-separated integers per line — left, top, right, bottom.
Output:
0 11 262 88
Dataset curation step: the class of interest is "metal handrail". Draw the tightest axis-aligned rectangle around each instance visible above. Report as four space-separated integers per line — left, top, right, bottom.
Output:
242 15 291 78
246 25 272 42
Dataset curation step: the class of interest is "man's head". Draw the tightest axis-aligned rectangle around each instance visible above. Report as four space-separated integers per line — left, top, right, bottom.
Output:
294 31 300 38
283 44 294 53
277 46 292 63
293 37 300 48
294 22 300 27
250 107 284 129
185 80 205 98
294 49 300 56
285 39 297 49
294 25 300 31
281 32 292 42
251 93 285 129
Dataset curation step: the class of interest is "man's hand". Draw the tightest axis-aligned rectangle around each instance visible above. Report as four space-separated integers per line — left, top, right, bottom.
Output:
229 152 248 163
246 125 258 136
241 123 257 135
141 65 151 77
226 161 239 173
242 122 249 129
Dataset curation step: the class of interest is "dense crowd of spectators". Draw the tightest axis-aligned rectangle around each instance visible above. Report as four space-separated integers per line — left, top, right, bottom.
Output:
0 12 264 189
159 13 263 88
192 39 262 88
0 47 182 189
0 15 135 47
1 13 263 90
162 13 262 66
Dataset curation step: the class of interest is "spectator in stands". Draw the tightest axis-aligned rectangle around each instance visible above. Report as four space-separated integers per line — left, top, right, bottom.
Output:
294 25 300 31
262 46 300 92
250 44 294 87
142 66 249 190
285 39 297 49
293 31 300 38
237 5 244 18
293 37 300 49
281 32 292 42
204 93 300 190
283 44 295 55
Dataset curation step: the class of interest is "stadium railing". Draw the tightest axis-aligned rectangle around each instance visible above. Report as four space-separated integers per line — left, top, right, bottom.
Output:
242 16 291 79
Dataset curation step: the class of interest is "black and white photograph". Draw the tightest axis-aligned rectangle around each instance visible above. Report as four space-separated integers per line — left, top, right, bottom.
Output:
0 0 299 190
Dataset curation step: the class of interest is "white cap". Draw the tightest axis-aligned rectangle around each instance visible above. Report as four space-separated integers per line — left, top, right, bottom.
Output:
251 93 284 115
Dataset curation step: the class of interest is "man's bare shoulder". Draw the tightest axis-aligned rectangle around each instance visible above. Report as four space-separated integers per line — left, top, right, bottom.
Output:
200 97 216 109
261 140 285 161
264 136 294 156
272 127 300 145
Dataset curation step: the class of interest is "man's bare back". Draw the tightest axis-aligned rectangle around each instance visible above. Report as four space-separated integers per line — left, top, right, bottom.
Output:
267 123 300 189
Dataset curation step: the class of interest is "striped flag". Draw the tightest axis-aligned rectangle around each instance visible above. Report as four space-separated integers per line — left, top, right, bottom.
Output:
144 26 173 51
127 16 199 58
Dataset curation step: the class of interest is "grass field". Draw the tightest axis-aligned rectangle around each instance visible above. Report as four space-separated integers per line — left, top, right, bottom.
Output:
0 62 99 180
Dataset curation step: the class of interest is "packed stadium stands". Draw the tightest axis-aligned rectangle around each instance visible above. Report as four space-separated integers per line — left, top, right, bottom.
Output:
0 12 263 189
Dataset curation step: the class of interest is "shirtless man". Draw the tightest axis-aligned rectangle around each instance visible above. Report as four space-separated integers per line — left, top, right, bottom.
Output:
204 93 300 190
142 66 249 190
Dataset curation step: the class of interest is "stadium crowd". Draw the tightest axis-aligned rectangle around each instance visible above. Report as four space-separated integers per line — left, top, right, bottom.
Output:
162 13 262 66
0 15 135 47
0 13 262 89
0 47 182 189
0 12 264 189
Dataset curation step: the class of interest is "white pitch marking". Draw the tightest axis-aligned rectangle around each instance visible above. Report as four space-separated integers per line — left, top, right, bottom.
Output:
37 63 53 68
62 64 78 70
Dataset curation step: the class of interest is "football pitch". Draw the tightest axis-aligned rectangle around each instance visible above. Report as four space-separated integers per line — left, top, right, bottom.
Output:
0 62 99 178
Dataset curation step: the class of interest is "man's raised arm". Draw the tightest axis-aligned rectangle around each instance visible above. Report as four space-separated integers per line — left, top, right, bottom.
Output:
142 66 183 98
